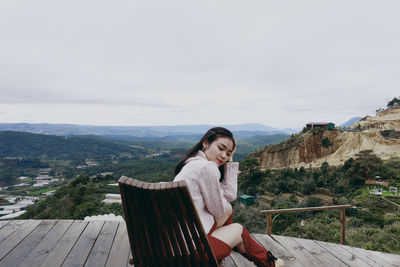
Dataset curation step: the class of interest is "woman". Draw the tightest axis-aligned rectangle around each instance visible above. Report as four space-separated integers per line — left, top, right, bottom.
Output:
174 127 282 267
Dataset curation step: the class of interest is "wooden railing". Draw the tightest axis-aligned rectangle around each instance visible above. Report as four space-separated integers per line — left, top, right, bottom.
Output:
260 205 352 244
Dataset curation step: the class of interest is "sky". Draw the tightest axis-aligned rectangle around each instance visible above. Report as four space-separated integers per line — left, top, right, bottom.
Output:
0 0 399 130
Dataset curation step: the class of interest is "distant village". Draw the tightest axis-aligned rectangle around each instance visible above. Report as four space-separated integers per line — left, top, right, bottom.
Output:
0 159 121 220
0 168 60 219
0 145 173 220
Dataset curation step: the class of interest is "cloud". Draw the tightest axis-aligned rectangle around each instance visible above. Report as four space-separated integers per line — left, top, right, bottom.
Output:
0 0 399 128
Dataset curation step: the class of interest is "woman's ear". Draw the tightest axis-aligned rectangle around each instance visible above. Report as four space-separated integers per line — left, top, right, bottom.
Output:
202 140 208 151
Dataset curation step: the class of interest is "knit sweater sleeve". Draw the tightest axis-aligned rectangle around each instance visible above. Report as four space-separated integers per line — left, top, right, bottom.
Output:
220 162 238 202
197 162 230 219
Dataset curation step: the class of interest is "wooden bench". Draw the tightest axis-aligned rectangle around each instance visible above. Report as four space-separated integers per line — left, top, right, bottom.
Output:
118 176 219 267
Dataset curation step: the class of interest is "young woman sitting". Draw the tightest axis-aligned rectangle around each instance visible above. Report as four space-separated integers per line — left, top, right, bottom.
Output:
174 127 284 267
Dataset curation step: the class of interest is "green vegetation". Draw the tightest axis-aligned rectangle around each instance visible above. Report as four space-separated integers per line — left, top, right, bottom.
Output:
20 174 123 219
235 152 400 254
321 137 332 148
311 127 324 136
0 131 145 161
376 96 400 113
30 187 60 196
387 96 400 108
87 157 178 183
0 131 287 185
0 131 185 185
0 158 49 186
3 128 399 255
11 131 288 220
381 130 400 139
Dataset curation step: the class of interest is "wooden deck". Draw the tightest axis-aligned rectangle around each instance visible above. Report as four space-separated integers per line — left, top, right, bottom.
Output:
0 220 399 267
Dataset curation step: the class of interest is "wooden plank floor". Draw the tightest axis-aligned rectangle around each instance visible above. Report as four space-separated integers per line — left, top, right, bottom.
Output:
0 220 399 267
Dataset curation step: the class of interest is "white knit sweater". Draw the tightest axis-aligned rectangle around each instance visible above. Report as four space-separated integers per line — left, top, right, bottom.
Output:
174 151 238 234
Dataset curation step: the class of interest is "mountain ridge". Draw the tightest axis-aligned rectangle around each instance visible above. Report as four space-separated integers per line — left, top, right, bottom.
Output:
0 122 288 137
340 117 362 127
0 130 143 160
251 107 400 168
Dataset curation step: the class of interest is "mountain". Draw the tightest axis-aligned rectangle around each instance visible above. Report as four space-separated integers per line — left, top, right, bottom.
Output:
280 128 302 134
0 129 289 162
251 129 340 169
0 123 287 138
0 131 144 160
251 107 400 168
340 117 363 127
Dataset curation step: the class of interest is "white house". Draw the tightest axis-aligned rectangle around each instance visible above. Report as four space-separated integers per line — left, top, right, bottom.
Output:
389 187 398 193
102 193 122 204
370 188 383 195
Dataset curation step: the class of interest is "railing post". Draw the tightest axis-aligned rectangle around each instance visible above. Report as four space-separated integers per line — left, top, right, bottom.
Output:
267 213 272 236
340 207 346 245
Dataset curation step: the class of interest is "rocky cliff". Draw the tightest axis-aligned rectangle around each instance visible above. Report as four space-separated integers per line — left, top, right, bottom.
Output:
252 107 400 169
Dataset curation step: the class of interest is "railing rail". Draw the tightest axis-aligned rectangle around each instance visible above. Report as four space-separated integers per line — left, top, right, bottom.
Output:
260 204 352 244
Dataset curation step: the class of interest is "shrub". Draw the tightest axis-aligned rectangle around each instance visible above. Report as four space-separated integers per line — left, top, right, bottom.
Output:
312 127 324 135
321 137 332 148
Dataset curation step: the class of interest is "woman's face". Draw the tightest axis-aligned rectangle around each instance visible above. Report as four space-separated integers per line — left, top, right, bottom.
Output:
202 137 234 167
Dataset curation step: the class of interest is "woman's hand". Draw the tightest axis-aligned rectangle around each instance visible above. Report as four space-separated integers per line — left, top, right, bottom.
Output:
229 147 236 162
215 203 233 228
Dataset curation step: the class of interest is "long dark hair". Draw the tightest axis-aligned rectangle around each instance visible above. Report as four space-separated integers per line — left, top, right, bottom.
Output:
174 127 236 180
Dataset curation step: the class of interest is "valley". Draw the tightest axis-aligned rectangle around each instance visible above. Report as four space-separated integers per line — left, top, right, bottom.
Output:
0 129 287 220
0 109 399 254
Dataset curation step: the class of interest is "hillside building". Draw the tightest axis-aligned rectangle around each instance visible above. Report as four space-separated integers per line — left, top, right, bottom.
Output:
239 194 255 206
0 196 38 220
365 179 390 187
370 188 383 195
306 122 335 130
102 193 122 204
389 187 398 193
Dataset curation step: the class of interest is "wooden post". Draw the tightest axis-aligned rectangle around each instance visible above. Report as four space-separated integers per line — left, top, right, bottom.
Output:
341 207 346 245
267 213 272 236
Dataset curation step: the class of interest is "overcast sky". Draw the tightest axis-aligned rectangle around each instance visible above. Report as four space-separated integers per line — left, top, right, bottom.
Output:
0 1 399 130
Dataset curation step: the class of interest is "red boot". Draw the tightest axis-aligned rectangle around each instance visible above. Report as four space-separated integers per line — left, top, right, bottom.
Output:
241 228 277 267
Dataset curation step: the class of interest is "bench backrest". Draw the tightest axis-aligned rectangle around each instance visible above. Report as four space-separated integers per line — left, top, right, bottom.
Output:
118 176 219 267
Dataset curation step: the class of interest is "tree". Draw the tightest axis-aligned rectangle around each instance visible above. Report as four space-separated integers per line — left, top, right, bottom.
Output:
312 127 324 136
345 150 383 189
351 150 382 179
302 178 316 194
277 180 289 193
239 158 260 173
71 174 90 186
321 162 330 173
342 158 353 172
387 96 400 109
321 137 332 148
305 197 323 207
239 158 264 193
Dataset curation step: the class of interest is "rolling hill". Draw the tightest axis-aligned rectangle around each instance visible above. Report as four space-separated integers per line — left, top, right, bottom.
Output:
0 131 144 160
